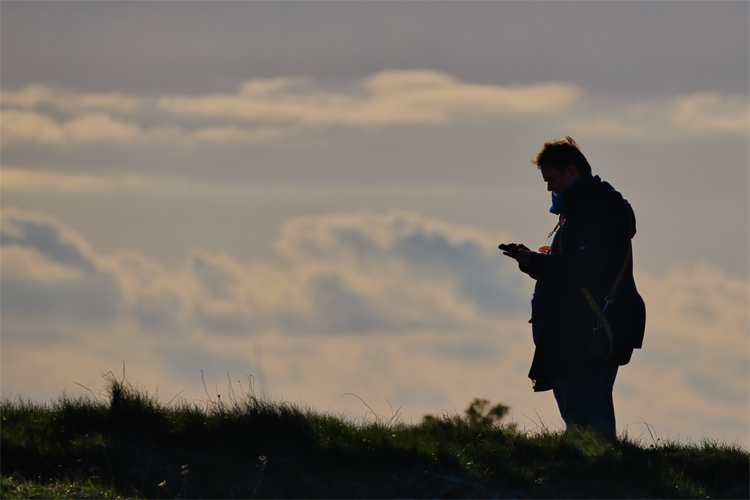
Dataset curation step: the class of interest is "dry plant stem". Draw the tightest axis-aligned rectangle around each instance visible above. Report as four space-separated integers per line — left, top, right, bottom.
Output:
167 390 184 406
227 373 237 402
73 382 98 400
638 418 661 447
251 457 267 499
342 393 403 429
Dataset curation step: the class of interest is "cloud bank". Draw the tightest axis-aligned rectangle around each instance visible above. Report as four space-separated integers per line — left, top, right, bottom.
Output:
157 71 580 127
566 91 749 139
1 206 526 338
2 71 746 147
1 206 747 447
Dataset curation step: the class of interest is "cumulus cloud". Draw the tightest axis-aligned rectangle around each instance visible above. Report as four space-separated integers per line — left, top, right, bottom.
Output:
0 207 525 337
1 207 99 274
1 206 747 446
1 245 84 283
636 264 748 344
274 210 531 325
624 265 749 421
175 210 530 336
1 208 120 324
3 206 746 349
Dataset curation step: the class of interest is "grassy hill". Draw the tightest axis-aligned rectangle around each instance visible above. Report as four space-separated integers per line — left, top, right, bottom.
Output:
2 374 748 499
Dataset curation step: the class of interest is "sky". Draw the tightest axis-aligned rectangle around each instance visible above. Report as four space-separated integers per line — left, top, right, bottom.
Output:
1 1 748 449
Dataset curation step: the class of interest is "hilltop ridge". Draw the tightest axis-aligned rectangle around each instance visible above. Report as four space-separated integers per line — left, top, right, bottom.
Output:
2 376 748 499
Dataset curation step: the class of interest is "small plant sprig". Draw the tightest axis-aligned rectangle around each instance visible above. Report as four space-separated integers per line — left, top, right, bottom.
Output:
423 397 514 430
251 455 268 499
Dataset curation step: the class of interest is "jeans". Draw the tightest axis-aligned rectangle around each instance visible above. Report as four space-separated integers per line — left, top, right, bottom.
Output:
550 366 618 437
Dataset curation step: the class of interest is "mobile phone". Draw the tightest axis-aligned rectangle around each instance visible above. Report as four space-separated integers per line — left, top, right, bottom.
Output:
498 244 518 253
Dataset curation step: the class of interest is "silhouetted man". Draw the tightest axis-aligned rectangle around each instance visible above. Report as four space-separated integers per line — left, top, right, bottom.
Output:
502 137 645 438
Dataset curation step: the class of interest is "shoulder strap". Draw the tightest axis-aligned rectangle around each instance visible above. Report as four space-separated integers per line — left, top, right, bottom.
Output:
556 211 632 360
579 217 633 360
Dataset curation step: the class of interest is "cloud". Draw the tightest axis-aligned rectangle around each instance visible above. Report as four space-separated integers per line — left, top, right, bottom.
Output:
1 206 747 447
0 168 252 196
1 85 142 113
669 92 749 135
1 207 120 324
4 206 745 351
1 245 83 283
601 264 750 445
566 91 749 139
635 264 748 345
2 73 745 147
0 72 578 146
158 70 581 128
271 210 530 333
187 125 286 143
0 206 525 337
626 265 749 416
0 109 143 145
1 207 99 273
0 168 115 192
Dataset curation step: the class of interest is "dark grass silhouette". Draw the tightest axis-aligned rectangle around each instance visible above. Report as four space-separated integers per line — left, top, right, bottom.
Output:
2 373 748 499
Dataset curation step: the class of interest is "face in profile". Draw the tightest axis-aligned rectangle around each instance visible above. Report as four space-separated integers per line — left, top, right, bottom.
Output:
540 164 579 194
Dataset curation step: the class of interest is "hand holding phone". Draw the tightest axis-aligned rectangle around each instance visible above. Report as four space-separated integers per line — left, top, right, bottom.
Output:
498 243 519 253
499 243 532 274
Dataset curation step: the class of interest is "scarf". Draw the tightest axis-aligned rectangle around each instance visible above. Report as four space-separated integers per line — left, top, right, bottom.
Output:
549 173 593 216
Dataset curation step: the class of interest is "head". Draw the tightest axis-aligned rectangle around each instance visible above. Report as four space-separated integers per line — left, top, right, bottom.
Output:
531 136 592 193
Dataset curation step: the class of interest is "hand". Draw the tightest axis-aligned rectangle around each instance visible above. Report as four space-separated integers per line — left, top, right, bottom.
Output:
501 243 533 273
501 243 530 258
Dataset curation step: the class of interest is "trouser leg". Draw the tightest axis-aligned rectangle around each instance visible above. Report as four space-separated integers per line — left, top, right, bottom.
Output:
551 366 618 437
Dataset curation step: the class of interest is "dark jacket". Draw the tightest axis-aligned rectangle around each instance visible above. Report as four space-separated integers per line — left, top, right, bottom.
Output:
526 175 646 389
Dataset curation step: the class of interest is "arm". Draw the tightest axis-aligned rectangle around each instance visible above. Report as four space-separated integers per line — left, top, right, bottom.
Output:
526 202 629 288
501 244 538 278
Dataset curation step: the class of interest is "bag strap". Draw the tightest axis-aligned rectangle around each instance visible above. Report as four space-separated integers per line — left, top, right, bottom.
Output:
579 219 632 359
557 213 632 360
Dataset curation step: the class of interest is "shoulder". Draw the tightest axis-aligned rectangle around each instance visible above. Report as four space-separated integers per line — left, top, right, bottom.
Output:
582 179 630 214
579 179 636 237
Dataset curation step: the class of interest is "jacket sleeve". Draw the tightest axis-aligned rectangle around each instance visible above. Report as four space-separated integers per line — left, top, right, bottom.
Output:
526 201 629 289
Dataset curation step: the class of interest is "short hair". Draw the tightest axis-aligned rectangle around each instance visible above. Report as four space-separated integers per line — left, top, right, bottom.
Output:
531 136 592 175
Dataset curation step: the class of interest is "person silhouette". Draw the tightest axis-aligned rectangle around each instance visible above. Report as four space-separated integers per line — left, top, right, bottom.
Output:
502 137 646 437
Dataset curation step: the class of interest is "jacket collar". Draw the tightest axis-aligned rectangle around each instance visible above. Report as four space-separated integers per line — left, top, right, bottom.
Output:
550 173 596 216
